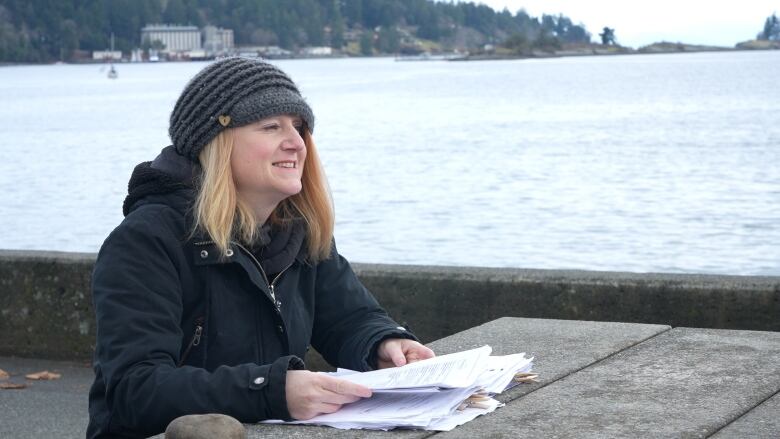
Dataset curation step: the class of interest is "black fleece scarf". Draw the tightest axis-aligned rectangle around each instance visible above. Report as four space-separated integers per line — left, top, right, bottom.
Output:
250 220 306 277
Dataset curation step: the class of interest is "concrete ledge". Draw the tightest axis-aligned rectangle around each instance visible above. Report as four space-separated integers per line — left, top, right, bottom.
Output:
1 250 779 361
0 251 97 361
357 263 780 343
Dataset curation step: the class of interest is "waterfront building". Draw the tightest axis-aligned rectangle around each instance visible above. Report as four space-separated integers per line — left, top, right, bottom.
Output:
140 24 236 58
301 46 333 56
235 46 293 59
92 50 121 61
141 24 201 53
203 25 235 55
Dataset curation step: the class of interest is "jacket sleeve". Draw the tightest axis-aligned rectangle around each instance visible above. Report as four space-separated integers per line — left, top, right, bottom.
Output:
310 242 418 371
91 208 303 437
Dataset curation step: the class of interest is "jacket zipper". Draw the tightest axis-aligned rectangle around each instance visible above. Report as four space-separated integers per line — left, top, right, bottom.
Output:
196 241 294 348
269 261 294 307
177 316 204 367
197 240 294 309
233 242 274 298
233 242 293 309
233 242 293 342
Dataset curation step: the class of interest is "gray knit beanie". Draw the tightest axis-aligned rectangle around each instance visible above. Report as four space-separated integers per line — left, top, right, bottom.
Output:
169 57 315 161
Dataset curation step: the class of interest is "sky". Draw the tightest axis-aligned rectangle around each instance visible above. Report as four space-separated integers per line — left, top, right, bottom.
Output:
467 0 778 48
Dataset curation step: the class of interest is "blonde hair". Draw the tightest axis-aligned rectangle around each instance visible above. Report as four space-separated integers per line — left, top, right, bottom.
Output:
193 129 334 262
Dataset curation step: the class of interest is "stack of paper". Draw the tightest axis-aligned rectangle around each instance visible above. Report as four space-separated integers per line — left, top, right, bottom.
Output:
265 345 535 431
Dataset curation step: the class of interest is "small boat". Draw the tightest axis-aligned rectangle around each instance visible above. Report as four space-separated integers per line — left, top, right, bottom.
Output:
107 32 118 79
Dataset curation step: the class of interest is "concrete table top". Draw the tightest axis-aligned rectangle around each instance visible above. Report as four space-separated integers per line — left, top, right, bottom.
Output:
711 392 780 438
246 317 670 439
2 317 777 438
439 325 780 438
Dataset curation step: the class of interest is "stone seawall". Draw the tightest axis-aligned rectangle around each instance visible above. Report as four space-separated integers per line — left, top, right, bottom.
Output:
1 250 778 362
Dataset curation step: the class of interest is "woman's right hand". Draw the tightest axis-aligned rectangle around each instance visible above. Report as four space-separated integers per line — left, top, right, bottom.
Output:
285 370 372 420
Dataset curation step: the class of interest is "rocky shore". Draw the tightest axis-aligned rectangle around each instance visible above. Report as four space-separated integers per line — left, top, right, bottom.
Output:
448 39 777 61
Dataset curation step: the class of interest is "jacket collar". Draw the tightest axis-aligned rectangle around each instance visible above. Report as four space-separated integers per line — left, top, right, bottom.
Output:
123 146 196 217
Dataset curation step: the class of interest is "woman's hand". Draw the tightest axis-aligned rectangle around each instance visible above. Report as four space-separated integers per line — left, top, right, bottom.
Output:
285 370 372 420
376 338 436 369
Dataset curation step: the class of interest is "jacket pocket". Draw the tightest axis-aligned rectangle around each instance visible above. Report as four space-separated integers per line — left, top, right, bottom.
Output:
177 316 205 367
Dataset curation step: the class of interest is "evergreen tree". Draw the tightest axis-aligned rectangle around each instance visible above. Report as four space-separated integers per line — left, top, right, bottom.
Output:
359 31 373 55
599 27 616 45
344 0 363 27
331 14 345 48
162 0 188 24
503 32 530 55
377 26 400 53
416 6 440 40
760 13 779 40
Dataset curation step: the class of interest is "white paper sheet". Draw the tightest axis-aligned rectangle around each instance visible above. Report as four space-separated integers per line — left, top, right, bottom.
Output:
337 345 492 390
474 353 534 393
263 346 535 432
276 386 478 430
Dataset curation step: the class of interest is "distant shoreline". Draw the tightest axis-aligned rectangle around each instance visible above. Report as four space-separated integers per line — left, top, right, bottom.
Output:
450 40 780 62
1 40 778 67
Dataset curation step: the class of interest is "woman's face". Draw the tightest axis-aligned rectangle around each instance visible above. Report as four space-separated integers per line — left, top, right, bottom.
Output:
230 114 307 210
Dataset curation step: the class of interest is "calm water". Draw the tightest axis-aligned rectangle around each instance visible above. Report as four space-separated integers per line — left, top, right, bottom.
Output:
1 52 778 275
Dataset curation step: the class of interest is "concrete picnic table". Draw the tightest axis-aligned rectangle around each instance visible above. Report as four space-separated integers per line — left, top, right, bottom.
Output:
1 317 778 438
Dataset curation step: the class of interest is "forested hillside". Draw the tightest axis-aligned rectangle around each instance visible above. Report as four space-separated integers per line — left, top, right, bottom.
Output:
0 0 591 62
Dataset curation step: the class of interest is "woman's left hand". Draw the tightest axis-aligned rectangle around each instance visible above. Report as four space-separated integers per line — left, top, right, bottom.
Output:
376 338 435 369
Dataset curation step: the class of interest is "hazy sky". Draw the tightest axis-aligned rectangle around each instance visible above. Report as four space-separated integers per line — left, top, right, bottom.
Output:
470 0 777 48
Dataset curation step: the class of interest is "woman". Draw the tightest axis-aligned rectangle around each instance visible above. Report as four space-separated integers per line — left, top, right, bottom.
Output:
87 57 434 438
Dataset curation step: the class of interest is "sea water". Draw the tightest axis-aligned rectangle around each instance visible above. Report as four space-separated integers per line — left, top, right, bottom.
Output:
1 51 778 275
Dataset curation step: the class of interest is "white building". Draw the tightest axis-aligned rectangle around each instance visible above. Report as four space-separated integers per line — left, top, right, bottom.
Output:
301 46 333 56
236 46 293 58
141 24 201 52
203 25 234 54
92 50 121 61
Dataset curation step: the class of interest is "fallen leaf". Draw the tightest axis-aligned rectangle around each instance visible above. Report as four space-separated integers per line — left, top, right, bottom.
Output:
0 369 9 380
513 372 540 384
25 370 62 380
0 382 27 389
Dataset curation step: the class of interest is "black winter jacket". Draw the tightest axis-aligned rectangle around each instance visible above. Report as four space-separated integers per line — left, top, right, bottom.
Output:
87 147 415 438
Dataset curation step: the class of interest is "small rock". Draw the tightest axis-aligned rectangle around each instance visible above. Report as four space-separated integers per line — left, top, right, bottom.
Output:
165 414 246 439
